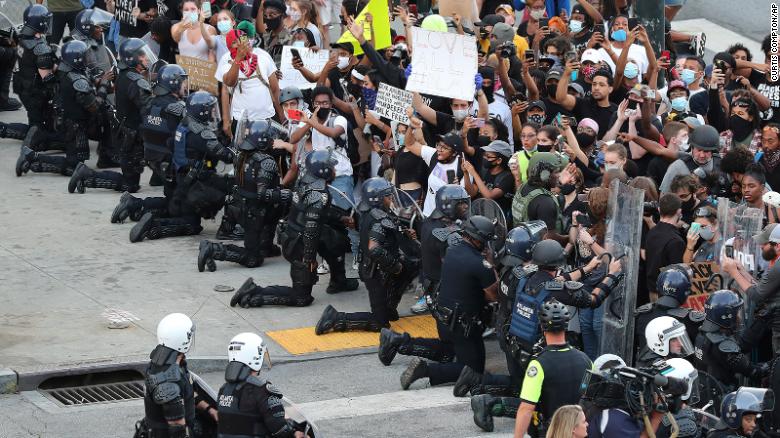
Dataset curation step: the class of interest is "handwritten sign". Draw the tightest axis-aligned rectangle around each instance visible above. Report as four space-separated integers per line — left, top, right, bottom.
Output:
115 0 138 26
278 46 330 90
438 0 479 24
682 262 720 311
405 27 478 101
375 83 413 125
176 55 218 95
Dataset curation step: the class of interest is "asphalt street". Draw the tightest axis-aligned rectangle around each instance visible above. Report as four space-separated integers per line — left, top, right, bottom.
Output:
0 1 775 437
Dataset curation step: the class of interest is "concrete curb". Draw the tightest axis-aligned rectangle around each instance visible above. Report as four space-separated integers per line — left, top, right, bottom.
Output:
0 368 18 394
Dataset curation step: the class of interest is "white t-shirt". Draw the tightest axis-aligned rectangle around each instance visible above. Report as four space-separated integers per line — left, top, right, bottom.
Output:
421 145 466 216
597 43 649 83
215 48 277 121
307 114 352 177
489 99 514 147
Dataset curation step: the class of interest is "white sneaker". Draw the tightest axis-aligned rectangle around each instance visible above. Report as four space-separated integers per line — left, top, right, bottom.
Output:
410 296 429 314
351 258 359 271
317 261 330 275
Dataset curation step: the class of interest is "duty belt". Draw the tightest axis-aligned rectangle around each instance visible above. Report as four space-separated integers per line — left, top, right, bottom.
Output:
432 304 484 337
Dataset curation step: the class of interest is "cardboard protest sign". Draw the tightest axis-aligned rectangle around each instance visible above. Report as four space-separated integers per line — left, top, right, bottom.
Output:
337 0 391 56
682 261 720 311
375 83 413 125
176 55 218 95
438 0 479 24
405 27 478 101
278 46 330 90
115 0 138 26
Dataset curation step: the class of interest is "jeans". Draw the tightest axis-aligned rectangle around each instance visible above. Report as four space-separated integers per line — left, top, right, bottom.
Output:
579 305 604 360
48 10 82 45
329 174 359 254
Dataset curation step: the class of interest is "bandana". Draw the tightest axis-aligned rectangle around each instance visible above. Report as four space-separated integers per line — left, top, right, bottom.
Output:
226 29 258 78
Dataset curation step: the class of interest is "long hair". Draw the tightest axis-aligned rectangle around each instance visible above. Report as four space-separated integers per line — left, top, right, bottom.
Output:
546 405 584 438
587 187 609 244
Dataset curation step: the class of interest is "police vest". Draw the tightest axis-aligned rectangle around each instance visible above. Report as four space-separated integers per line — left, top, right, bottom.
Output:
509 275 549 345
142 98 180 161
217 381 269 438
512 184 562 231
173 124 190 171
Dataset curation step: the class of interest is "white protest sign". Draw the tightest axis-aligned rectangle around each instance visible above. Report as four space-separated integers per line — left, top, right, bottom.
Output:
279 46 330 90
375 83 412 125
405 27 478 101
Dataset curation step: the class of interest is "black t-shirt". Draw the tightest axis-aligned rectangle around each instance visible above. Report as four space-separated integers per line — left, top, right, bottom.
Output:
571 29 594 53
394 149 428 186
644 222 685 293
574 77 593 99
156 0 181 21
541 97 573 125
119 0 156 38
646 155 673 189
750 68 780 125
520 183 560 231
481 168 515 214
572 96 617 139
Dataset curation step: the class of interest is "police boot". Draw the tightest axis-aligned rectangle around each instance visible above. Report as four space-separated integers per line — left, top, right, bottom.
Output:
471 395 497 432
454 366 483 397
15 146 35 176
315 305 348 335
129 212 155 243
198 240 219 272
215 216 244 240
0 121 28 140
111 192 143 224
378 328 408 366
400 357 428 390
230 277 258 307
326 260 360 294
149 171 164 186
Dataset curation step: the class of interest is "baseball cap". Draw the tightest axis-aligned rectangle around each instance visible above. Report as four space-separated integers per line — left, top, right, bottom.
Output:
482 140 513 158
476 14 505 27
546 68 563 81
568 82 585 96
683 116 702 129
331 42 355 55
491 22 515 45
438 131 464 152
581 48 601 64
528 100 546 112
753 223 780 244
393 35 407 44
668 79 688 93
495 4 514 15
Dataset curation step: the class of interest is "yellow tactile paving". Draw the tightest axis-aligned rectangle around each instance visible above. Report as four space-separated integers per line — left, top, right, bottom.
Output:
266 315 439 355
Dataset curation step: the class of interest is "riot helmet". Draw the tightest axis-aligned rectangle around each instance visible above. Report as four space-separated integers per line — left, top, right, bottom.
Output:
118 37 158 70
238 120 276 152
279 86 304 105
721 387 775 430
186 91 219 125
434 184 471 220
60 40 89 73
644 316 695 357
462 215 498 246
22 4 52 36
663 358 700 404
539 298 570 332
704 290 744 330
362 177 395 208
154 64 188 96
527 152 568 187
156 313 195 354
305 150 337 181
531 239 565 269
227 332 269 372
656 268 692 308
74 8 112 39
499 221 547 267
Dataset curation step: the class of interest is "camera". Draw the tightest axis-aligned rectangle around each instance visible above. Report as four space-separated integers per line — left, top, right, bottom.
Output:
643 201 659 217
714 59 728 72
498 42 516 59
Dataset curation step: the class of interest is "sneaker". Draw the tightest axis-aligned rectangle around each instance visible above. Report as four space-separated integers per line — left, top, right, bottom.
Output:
482 327 496 338
410 296 429 314
317 261 330 275
351 258 359 271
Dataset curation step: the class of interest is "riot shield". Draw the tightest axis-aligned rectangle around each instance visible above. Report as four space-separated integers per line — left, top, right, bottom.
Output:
716 198 763 325
0 1 29 37
231 110 249 153
470 198 508 255
599 181 644 360
693 370 726 415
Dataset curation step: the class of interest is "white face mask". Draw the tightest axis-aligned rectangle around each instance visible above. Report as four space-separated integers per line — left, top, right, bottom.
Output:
604 163 620 171
530 9 546 20
337 56 351 70
453 109 468 122
289 10 302 22
678 135 690 152
292 40 306 48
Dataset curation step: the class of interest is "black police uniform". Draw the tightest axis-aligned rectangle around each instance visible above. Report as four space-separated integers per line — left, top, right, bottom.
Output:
142 346 197 438
694 325 764 390
707 420 748 438
115 65 153 191
204 151 291 268
0 32 27 139
634 302 704 360
231 171 351 308
15 33 56 128
655 406 701 438
425 239 496 385
18 65 101 176
217 372 298 438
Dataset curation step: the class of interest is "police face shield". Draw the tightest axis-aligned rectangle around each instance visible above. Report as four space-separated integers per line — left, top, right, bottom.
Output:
233 111 250 151
524 220 548 242
735 387 775 414
148 58 168 83
394 188 425 225
665 326 695 358
136 44 159 71
89 8 113 32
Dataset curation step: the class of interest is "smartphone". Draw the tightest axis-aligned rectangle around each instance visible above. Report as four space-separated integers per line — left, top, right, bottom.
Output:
474 118 485 128
689 222 701 236
660 50 670 61
539 18 549 28
627 100 638 110
446 169 457 184
201 1 212 18
628 17 639 30
577 213 593 228
509 93 526 107
290 48 303 63
408 4 417 15
725 245 734 258
566 116 577 127
524 50 535 63
286 108 303 121
564 51 577 63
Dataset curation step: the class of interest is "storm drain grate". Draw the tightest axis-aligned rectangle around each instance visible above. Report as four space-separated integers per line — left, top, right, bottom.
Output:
41 381 145 406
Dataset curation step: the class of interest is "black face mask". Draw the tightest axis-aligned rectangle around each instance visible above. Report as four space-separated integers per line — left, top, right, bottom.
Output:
546 84 558 98
477 135 492 147
729 114 753 141
482 86 494 103
265 16 282 30
537 143 553 152
681 197 696 214
560 183 576 195
576 132 596 148
317 107 331 119
483 159 499 170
